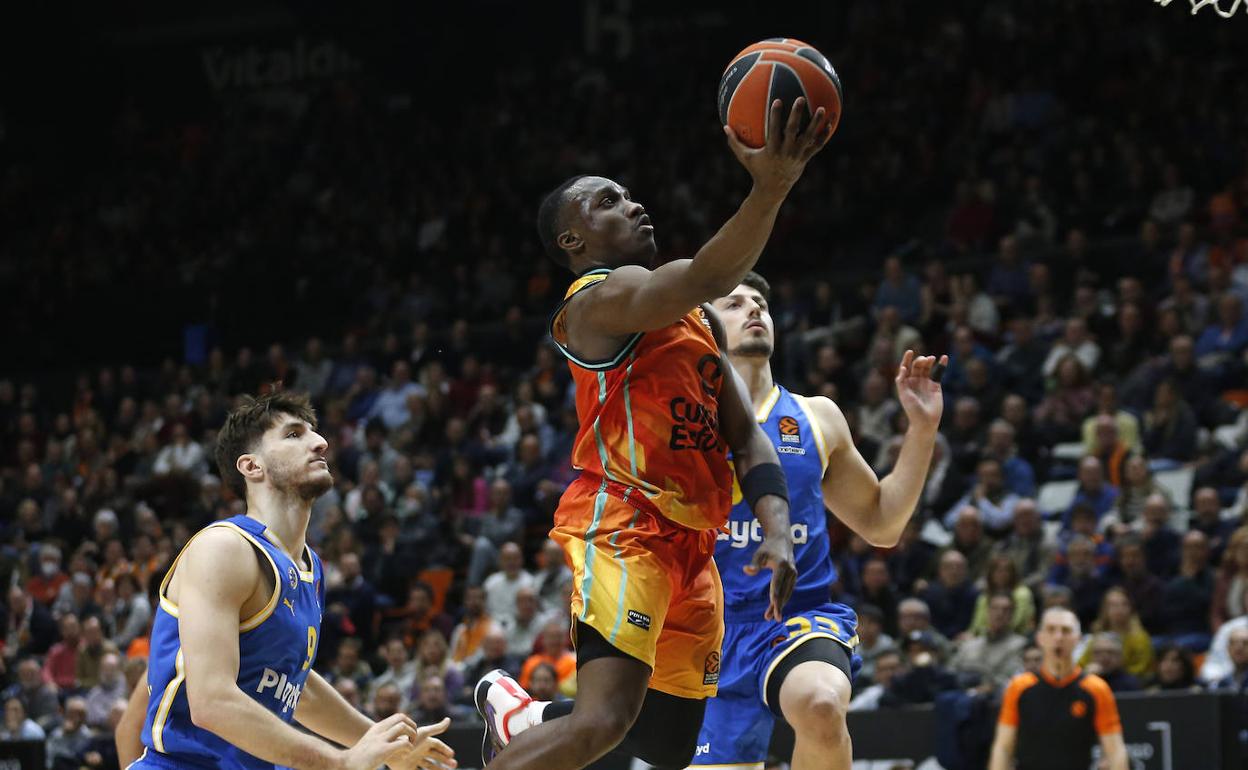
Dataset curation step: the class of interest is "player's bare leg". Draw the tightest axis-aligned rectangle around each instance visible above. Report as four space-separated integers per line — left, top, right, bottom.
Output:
485 655 649 770
778 661 853 770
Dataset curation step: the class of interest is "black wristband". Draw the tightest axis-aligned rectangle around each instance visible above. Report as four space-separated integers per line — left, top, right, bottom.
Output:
741 462 789 509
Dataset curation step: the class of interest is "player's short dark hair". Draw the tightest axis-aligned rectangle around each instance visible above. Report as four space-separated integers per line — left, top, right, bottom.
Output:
741 271 771 302
537 175 588 270
214 391 317 497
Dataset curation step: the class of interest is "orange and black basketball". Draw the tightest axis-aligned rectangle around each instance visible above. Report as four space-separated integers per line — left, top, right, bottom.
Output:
718 38 842 149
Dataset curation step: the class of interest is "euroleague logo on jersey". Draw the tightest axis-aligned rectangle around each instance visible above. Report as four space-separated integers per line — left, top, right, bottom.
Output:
778 416 802 444
703 651 720 685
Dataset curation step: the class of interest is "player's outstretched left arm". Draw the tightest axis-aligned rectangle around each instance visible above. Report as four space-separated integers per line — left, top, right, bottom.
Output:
707 306 797 620
812 350 947 547
297 671 456 770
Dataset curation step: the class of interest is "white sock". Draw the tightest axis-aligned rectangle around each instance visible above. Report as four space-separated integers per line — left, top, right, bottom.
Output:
509 699 552 735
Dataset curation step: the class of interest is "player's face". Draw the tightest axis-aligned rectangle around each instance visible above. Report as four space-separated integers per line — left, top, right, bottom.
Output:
256 415 333 501
563 177 656 267
713 284 773 359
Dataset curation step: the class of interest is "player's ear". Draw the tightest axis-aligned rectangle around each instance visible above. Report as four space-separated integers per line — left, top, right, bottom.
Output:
557 229 583 254
236 453 263 484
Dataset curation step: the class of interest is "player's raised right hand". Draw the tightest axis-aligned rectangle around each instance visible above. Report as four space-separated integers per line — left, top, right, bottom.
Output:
724 96 831 200
338 713 421 770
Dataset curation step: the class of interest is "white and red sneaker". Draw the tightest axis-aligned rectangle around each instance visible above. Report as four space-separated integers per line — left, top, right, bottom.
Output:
474 669 533 765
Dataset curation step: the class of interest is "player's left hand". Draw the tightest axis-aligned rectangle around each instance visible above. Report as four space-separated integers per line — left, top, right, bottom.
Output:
387 718 457 770
895 350 947 433
746 534 797 622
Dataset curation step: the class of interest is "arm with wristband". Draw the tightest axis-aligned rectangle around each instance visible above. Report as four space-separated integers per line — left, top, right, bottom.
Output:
706 304 797 621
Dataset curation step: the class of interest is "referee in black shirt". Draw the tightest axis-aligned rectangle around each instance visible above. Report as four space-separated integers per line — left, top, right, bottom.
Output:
989 607 1127 770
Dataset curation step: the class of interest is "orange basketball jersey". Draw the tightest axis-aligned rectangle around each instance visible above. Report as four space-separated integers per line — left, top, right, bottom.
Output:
550 269 734 531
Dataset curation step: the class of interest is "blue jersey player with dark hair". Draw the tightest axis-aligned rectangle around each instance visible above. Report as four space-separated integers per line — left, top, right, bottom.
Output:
695 273 946 770
118 391 456 770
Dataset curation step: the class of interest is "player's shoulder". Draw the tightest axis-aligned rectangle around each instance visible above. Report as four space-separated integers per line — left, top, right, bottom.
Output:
569 263 657 300
186 524 257 555
796 392 843 418
560 264 665 328
179 525 265 582
792 392 849 440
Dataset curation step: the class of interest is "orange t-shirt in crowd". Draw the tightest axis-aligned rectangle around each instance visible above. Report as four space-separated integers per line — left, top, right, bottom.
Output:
450 616 497 664
519 651 577 689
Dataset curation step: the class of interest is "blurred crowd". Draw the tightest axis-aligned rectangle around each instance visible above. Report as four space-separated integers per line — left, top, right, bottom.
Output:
2 0 1248 767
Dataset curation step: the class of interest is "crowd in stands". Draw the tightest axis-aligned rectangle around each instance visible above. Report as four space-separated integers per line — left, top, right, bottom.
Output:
2 1 1248 766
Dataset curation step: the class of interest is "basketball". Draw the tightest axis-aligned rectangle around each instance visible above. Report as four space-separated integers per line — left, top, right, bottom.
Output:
718 38 842 149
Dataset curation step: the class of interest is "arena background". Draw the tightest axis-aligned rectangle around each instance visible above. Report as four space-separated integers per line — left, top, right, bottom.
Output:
1 1 1246 768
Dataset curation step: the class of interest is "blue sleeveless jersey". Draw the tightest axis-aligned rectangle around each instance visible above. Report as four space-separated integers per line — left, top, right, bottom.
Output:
137 515 324 769
695 386 859 767
718 385 837 622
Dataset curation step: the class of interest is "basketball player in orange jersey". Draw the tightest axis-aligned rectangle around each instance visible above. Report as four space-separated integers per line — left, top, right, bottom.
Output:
473 97 831 770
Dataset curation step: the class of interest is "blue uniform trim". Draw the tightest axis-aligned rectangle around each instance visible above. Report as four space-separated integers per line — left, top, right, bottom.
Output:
623 357 638 477
579 488 608 623
607 508 641 644
579 372 615 623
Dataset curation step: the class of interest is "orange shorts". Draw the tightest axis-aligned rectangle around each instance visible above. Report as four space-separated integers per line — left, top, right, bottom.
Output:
551 479 724 699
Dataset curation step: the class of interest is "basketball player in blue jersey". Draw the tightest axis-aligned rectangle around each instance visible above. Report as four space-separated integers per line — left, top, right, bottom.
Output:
693 272 946 770
122 392 456 770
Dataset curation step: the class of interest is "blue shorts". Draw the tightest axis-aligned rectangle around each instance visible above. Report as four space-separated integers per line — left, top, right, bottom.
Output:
691 602 860 767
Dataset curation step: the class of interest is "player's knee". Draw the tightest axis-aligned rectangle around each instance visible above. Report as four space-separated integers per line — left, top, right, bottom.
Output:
789 689 849 748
